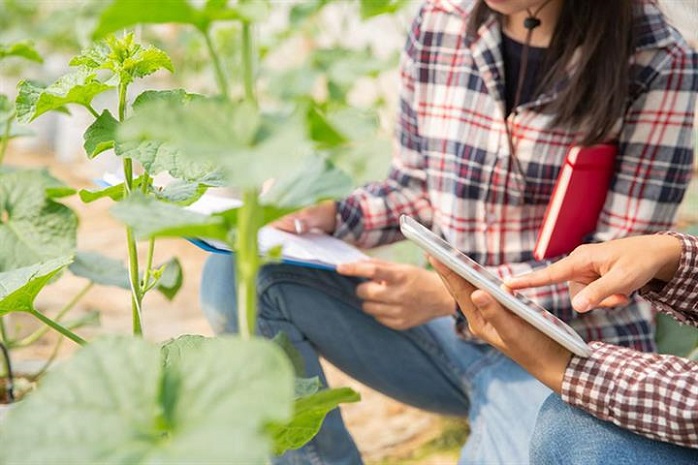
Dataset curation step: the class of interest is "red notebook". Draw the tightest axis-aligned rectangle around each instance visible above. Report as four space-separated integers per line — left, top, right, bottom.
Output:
533 143 617 260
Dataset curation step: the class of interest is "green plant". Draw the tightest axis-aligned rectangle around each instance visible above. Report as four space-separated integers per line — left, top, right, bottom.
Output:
0 0 388 459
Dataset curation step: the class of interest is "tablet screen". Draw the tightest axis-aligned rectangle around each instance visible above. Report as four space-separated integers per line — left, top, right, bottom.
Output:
400 215 591 357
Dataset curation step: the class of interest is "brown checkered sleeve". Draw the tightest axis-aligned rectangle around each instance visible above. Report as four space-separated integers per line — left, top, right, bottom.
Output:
562 232 698 448
640 232 698 326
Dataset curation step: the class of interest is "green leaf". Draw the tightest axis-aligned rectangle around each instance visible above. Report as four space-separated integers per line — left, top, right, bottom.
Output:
110 193 229 241
79 183 126 203
306 105 348 149
0 170 78 271
0 96 32 141
118 98 315 189
157 180 208 206
93 0 204 38
270 387 360 456
115 139 221 182
71 33 173 86
359 0 408 19
0 41 42 63
160 334 207 368
272 332 306 377
68 251 130 289
133 89 200 109
0 256 73 315
83 110 118 158
294 377 322 398
261 154 353 209
16 71 112 123
0 336 295 463
655 312 698 357
154 258 183 301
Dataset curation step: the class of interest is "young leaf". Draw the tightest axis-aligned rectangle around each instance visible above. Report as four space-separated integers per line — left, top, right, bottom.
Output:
71 33 173 86
83 110 118 158
109 193 229 241
0 41 42 63
154 258 183 301
79 183 126 203
0 256 73 315
0 336 295 463
68 251 130 289
15 71 112 123
0 170 77 271
269 387 361 456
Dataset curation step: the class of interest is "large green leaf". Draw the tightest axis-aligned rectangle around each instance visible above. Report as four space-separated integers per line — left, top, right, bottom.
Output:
92 0 270 38
117 97 315 189
0 336 294 463
15 71 112 123
270 387 361 456
261 154 352 209
110 193 229 241
68 251 130 289
359 0 408 19
0 41 42 63
0 256 73 315
93 0 204 38
117 90 223 182
0 170 77 271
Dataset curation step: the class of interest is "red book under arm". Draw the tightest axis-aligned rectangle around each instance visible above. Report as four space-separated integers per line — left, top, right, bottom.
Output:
533 143 617 261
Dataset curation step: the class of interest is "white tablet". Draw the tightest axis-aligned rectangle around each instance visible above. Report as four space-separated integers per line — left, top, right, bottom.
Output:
400 215 591 357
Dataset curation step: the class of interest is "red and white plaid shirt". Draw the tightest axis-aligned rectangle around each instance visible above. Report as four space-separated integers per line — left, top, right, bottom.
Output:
564 232 698 449
335 0 697 351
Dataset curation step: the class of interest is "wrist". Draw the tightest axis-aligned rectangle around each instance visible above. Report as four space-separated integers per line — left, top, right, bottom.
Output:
655 235 682 283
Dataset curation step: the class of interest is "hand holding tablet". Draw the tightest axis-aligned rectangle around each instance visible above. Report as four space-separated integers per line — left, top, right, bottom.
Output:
399 215 591 358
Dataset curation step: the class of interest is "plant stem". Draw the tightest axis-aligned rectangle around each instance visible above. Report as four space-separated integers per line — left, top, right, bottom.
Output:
26 309 86 346
142 238 156 294
117 79 144 336
14 282 93 348
0 341 14 402
241 22 256 105
0 112 12 165
203 29 229 99
0 317 8 345
85 104 100 119
235 189 262 339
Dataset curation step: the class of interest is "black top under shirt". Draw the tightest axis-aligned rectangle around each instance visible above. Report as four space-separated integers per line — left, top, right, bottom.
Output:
501 33 548 116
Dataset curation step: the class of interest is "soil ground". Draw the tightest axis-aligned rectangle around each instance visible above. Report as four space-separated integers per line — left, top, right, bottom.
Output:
4 147 459 464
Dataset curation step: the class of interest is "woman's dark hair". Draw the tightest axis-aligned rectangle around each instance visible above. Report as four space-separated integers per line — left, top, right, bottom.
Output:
468 0 636 146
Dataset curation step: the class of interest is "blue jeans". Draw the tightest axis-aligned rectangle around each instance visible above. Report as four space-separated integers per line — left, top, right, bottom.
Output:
531 395 698 464
201 255 552 464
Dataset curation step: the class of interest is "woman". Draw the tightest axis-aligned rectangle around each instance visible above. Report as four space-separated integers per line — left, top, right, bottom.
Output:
201 1 697 463
432 232 698 463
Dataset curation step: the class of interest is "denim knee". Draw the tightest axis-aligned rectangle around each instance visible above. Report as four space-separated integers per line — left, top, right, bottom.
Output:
529 394 573 464
199 254 238 334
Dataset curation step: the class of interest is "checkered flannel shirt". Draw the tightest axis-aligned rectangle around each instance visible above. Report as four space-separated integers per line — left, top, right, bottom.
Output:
564 232 698 448
334 0 697 351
